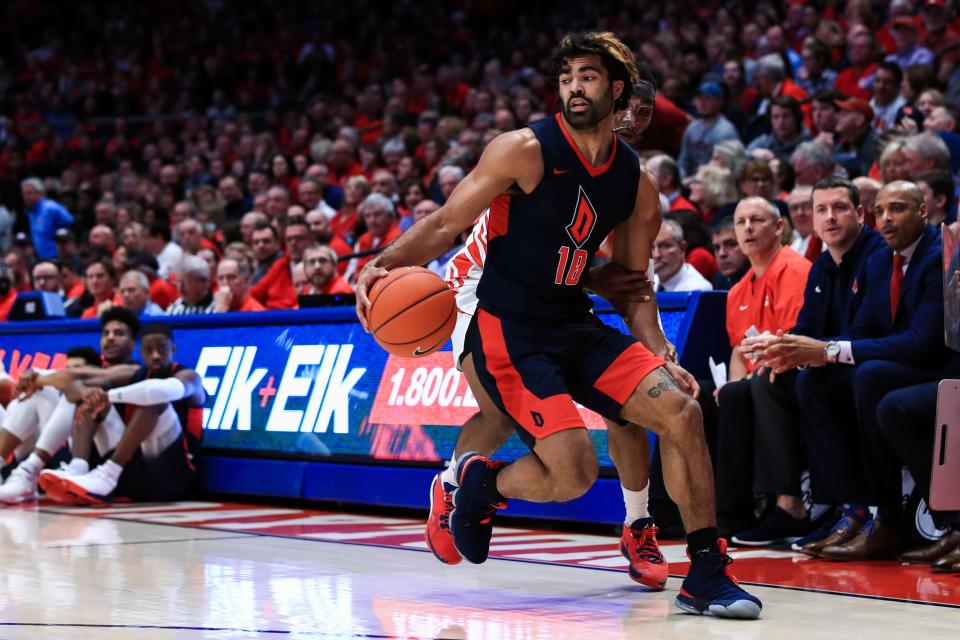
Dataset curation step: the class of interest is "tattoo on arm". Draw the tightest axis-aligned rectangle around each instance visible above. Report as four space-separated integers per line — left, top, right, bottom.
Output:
646 369 679 399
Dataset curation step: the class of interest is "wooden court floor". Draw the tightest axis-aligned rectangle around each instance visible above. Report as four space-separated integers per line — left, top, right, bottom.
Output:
0 500 958 639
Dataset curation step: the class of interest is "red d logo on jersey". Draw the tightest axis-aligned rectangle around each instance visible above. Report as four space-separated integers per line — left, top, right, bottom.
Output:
566 186 598 248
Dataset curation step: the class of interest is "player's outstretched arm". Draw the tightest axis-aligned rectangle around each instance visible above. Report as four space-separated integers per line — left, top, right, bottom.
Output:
354 130 541 328
104 369 207 408
36 364 139 392
174 369 207 407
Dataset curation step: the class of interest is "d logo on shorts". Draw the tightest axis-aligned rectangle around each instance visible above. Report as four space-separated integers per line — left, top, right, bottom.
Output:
530 411 544 428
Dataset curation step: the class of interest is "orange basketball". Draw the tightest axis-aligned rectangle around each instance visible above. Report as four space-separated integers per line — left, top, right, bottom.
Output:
367 267 457 357
0 378 13 408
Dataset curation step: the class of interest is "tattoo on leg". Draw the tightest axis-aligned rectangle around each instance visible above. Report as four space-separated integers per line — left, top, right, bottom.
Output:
646 369 678 399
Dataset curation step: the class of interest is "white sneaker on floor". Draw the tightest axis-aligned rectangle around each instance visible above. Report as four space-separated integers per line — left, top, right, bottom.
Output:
38 458 90 504
0 465 40 505
59 463 121 505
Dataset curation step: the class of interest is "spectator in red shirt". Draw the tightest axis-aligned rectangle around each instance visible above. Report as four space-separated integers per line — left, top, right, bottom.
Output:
250 222 284 285
835 27 879 101
265 186 291 221
327 139 364 187
331 175 370 245
3 249 31 294
923 0 960 55
213 258 265 313
303 244 354 295
89 225 117 256
177 219 205 256
747 54 811 143
31 260 61 294
121 251 176 310
60 261 85 301
240 211 269 245
646 154 697 212
79 258 122 319
345 193 401 284
305 209 351 275
0 264 15 321
249 218 314 310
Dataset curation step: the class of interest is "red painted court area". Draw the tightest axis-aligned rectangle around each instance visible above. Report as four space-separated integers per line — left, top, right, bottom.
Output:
32 500 960 609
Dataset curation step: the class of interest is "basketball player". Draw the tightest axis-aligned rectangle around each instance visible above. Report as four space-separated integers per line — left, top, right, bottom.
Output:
0 308 140 504
20 319 204 505
0 346 100 503
430 73 674 591
357 32 761 618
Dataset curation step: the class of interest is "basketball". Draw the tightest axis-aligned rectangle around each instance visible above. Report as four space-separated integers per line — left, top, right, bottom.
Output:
367 266 457 357
0 377 13 407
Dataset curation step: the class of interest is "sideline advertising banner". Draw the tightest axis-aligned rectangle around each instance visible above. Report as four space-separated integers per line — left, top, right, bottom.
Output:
0 301 690 468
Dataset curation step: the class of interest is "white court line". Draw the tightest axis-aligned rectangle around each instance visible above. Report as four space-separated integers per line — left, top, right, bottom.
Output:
215 515 419 530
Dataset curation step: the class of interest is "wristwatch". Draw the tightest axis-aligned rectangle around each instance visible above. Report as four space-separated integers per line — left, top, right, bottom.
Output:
824 341 840 364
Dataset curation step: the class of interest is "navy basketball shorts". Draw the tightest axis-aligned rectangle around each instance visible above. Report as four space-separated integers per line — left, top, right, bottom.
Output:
115 436 196 502
465 307 666 447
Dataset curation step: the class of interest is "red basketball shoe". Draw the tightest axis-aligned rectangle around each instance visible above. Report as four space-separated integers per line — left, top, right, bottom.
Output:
620 517 669 590
425 473 462 565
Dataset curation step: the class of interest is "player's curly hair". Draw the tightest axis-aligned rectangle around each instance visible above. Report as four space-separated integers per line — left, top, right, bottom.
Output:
550 31 639 112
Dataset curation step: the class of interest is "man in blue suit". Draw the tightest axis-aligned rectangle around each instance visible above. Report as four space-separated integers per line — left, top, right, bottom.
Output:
750 181 958 560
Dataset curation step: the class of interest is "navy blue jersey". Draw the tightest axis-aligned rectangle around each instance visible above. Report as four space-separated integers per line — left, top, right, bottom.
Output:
127 363 203 461
476 113 641 319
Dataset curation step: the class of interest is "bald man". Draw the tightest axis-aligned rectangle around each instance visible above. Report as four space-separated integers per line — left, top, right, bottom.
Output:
749 181 960 561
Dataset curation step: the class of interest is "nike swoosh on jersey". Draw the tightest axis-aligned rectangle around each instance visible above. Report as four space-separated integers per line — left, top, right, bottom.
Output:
815 285 822 293
739 305 749 311
553 168 571 175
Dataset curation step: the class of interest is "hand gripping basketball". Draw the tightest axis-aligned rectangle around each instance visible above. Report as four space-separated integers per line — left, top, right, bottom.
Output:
365 267 457 358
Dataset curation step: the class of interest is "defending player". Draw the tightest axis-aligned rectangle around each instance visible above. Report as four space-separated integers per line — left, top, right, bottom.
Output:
429 74 672 591
357 32 761 618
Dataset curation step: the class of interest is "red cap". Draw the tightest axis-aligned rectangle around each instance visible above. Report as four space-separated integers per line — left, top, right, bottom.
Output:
835 98 874 121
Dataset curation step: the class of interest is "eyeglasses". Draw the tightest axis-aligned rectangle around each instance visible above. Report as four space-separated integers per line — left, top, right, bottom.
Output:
305 257 333 265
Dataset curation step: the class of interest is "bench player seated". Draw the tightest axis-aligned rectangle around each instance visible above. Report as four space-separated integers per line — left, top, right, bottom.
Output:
30 321 204 505
0 309 141 504
0 346 101 504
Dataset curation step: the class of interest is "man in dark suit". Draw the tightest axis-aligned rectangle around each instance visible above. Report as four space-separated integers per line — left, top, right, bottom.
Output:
877 381 960 569
750 181 958 560
728 177 886 547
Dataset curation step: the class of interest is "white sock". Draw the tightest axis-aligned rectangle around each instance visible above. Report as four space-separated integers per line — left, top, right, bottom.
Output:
440 453 458 487
19 453 45 476
99 459 123 480
108 378 186 406
66 458 89 475
623 481 650 526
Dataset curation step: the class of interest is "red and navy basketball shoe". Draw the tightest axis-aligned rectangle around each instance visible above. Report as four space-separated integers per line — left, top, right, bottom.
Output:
425 473 462 565
676 538 762 619
620 517 668 590
449 452 506 564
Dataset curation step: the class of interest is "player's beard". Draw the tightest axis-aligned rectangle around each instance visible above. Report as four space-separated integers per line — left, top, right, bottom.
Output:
563 85 615 130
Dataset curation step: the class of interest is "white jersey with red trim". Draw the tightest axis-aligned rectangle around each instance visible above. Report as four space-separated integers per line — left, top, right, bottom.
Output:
443 208 489 316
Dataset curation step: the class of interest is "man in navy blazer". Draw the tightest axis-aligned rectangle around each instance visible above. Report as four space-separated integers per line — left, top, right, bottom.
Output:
749 181 958 560
726 177 885 548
